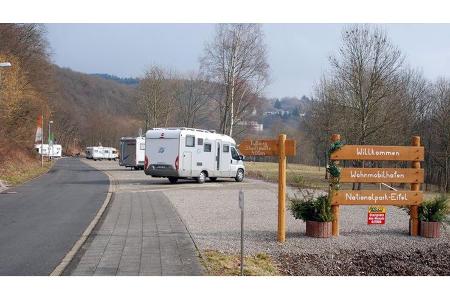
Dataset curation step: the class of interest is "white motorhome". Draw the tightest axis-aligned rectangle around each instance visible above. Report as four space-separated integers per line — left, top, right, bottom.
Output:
103 147 118 160
144 128 245 183
34 144 62 158
86 146 118 160
119 137 145 170
85 146 104 160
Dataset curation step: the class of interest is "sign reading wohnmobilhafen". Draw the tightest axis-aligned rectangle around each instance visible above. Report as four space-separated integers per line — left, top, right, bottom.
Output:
340 168 424 183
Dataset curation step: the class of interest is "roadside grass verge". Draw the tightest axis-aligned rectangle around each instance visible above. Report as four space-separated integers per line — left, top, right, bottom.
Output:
200 250 280 276
0 159 53 186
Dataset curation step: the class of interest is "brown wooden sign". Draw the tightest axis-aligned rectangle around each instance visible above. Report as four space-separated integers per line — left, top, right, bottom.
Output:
330 145 424 161
239 139 296 156
339 168 424 183
331 190 422 206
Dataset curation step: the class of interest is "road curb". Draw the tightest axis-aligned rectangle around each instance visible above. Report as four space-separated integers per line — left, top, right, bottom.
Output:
50 167 116 276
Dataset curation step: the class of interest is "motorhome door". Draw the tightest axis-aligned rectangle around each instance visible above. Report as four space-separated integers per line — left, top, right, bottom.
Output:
216 141 220 171
221 143 232 176
182 151 192 176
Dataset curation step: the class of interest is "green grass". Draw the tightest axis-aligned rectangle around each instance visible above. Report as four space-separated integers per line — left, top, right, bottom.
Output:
0 159 53 186
200 250 280 276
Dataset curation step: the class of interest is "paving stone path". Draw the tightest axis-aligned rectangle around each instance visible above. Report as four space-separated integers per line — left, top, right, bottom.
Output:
67 165 203 276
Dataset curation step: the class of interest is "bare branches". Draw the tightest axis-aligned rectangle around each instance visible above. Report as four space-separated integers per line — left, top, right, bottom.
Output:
201 24 269 137
137 66 176 130
325 25 406 145
173 72 210 128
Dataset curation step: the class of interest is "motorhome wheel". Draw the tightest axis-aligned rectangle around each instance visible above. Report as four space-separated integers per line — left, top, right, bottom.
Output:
235 169 244 182
196 171 206 184
168 177 178 184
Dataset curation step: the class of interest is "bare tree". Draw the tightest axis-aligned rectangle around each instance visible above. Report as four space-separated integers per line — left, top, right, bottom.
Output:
138 66 175 130
201 24 269 137
328 24 405 145
173 73 210 128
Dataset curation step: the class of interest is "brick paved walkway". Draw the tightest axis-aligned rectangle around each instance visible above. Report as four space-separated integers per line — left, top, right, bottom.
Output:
68 190 203 276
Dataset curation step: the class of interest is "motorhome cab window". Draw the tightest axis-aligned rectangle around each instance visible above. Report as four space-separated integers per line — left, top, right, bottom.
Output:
204 143 212 152
223 145 230 152
197 138 204 145
231 147 240 160
186 135 195 147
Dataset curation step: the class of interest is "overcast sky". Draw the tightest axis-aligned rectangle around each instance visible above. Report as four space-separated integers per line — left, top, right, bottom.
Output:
45 23 450 98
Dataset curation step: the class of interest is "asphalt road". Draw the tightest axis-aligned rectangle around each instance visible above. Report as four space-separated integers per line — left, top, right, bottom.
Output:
0 158 109 275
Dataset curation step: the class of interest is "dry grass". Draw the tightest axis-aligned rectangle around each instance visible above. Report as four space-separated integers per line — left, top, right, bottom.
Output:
245 161 329 188
0 153 53 186
200 250 280 276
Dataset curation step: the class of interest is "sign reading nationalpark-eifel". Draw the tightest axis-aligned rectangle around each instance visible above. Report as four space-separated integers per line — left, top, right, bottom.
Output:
331 190 422 205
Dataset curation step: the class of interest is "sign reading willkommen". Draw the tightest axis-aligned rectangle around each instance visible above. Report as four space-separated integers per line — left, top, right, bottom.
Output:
330 145 424 161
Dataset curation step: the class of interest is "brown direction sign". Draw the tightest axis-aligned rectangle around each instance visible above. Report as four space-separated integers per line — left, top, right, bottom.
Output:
330 145 424 161
331 190 422 205
339 168 424 183
239 139 296 156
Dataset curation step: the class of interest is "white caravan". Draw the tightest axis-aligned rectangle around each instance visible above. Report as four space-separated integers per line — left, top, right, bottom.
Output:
85 146 103 160
34 144 62 158
103 147 118 160
144 128 245 183
119 137 145 170
86 146 118 160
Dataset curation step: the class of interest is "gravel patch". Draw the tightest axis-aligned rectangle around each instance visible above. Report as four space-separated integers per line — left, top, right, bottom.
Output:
165 179 450 275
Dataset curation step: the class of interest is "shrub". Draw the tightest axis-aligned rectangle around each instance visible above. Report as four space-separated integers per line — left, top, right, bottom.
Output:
419 194 449 223
289 194 333 222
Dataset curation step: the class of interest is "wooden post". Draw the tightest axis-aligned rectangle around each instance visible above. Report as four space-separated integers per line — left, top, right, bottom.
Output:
410 136 421 236
331 134 341 236
277 134 287 242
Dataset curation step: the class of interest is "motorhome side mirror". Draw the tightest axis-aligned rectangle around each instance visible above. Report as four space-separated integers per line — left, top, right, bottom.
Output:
239 155 245 161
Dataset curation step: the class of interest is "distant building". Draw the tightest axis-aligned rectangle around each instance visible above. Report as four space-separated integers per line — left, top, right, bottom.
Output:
237 120 264 131
263 110 291 117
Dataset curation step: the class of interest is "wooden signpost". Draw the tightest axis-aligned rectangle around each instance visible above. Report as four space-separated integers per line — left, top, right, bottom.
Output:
239 134 296 243
329 134 424 236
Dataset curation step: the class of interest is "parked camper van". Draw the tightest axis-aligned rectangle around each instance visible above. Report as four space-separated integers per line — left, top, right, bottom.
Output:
119 137 145 170
144 128 245 183
86 146 102 160
86 146 118 160
103 147 118 160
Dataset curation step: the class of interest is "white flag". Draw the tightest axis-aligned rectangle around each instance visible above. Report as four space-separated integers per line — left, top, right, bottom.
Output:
35 115 43 143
